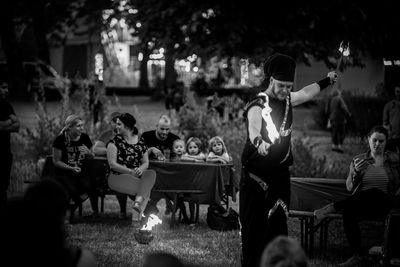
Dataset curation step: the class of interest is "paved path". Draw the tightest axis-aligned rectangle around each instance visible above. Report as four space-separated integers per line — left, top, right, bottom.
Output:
12 96 167 131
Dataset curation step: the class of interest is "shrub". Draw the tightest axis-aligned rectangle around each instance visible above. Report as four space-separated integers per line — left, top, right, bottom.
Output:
172 90 222 150
9 79 111 194
9 159 43 194
312 93 387 137
21 79 110 159
311 99 330 131
290 137 328 178
345 94 386 136
172 91 246 183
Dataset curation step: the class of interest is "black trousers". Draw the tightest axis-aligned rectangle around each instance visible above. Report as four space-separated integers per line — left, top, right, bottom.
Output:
334 188 395 255
54 169 98 212
239 167 290 267
331 122 346 146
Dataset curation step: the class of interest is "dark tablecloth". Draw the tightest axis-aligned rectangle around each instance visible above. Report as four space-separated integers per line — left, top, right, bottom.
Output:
149 160 238 204
290 177 351 212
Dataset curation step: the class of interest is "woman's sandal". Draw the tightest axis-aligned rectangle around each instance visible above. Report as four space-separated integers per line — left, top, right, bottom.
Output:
132 201 142 222
133 201 142 212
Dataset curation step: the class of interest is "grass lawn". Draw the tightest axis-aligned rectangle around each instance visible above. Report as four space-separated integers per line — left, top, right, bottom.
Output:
71 196 384 267
10 96 384 266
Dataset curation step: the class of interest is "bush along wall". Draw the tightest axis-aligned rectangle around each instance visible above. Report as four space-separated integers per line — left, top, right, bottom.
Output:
10 81 110 193
312 94 387 137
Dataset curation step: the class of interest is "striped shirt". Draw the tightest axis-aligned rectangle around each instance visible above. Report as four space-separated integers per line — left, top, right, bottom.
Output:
361 165 389 194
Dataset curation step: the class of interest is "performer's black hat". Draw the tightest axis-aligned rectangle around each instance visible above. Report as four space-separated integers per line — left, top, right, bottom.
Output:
264 53 296 82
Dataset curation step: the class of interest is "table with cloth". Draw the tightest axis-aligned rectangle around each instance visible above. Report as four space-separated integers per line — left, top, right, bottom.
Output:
148 160 238 225
289 177 351 257
34 156 239 223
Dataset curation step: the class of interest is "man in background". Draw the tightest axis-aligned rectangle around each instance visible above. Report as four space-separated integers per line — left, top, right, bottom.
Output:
141 115 179 161
383 85 400 154
327 89 351 153
141 115 179 215
0 80 20 211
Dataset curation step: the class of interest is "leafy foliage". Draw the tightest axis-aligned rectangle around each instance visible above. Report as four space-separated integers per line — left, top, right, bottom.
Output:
312 94 387 137
127 0 399 66
20 79 110 159
345 94 387 137
290 137 328 178
171 90 245 181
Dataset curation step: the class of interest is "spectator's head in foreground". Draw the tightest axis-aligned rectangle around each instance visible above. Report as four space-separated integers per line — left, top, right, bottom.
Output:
142 252 184 267
5 179 72 267
260 236 308 267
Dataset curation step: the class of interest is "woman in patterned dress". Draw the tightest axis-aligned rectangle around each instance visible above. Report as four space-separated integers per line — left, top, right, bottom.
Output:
107 113 156 222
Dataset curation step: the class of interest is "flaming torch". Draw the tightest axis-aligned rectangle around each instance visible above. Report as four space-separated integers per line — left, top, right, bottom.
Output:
134 214 162 244
336 41 350 72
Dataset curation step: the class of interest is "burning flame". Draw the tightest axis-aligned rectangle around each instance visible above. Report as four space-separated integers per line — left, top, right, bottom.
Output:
141 214 162 231
338 41 350 57
260 94 280 144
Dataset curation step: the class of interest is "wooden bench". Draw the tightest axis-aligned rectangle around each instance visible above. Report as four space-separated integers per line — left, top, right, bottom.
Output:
152 189 206 226
290 208 400 261
368 208 400 266
289 210 342 258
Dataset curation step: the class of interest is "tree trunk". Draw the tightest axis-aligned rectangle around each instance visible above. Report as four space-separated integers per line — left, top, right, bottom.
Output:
28 0 50 63
139 48 149 88
164 44 177 89
0 4 27 100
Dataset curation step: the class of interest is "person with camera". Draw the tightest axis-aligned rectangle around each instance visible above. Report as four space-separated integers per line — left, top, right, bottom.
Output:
314 125 400 267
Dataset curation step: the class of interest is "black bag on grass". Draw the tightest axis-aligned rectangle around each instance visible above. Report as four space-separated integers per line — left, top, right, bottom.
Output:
206 203 240 231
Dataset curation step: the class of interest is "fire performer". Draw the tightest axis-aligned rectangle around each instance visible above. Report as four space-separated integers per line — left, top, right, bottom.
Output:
240 53 338 267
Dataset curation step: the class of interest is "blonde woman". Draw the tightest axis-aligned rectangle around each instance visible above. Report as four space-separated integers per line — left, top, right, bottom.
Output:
52 114 98 216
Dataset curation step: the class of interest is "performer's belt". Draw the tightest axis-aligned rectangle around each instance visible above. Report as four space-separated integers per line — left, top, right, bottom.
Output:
248 172 289 218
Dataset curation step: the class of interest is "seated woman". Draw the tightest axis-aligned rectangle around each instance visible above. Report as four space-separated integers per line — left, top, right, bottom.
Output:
52 114 98 218
314 125 400 267
106 113 156 223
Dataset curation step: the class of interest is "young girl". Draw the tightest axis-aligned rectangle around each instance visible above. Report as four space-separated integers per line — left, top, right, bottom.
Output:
206 136 232 164
181 137 206 162
180 137 206 225
171 139 186 161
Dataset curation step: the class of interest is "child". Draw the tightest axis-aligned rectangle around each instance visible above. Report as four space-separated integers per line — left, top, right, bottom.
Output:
180 137 206 225
206 136 232 164
171 139 185 161
181 137 206 162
